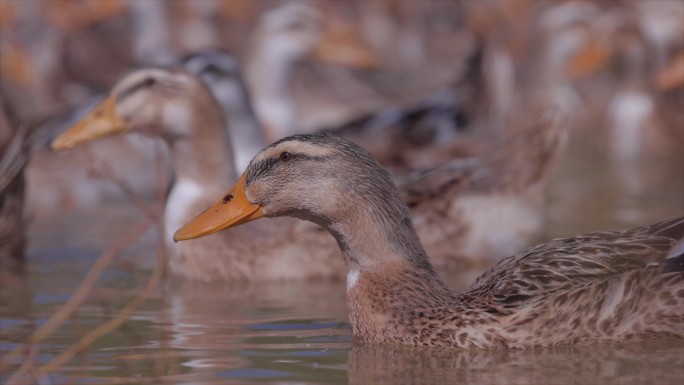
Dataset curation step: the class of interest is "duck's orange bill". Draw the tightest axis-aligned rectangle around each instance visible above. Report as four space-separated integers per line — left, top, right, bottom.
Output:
566 38 609 80
173 173 264 242
655 52 684 91
313 19 378 70
51 95 127 151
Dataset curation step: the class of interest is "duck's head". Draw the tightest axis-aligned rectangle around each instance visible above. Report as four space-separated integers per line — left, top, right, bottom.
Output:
183 51 252 111
50 67 215 151
174 133 402 242
255 3 376 69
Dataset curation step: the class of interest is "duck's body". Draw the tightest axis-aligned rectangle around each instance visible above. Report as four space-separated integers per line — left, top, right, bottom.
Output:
348 217 684 347
175 133 684 347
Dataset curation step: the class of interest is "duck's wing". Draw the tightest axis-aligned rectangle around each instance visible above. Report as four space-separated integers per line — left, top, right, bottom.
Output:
391 157 483 207
468 217 684 306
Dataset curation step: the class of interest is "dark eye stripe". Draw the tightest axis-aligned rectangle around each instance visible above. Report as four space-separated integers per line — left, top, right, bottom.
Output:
247 158 279 182
117 80 150 102
246 153 323 184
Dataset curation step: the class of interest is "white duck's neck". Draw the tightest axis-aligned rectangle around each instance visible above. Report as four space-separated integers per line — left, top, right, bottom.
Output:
164 99 237 242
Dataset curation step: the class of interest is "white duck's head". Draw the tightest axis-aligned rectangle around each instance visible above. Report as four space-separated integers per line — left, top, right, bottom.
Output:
50 67 223 150
251 2 377 72
256 3 324 64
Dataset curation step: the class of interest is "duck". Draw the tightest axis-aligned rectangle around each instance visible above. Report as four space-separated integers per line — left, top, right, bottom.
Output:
174 133 684 348
323 45 484 171
395 97 569 266
0 98 28 262
244 2 379 142
51 68 344 282
182 50 266 173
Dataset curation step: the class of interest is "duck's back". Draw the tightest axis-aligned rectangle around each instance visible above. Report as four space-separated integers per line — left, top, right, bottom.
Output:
467 217 684 346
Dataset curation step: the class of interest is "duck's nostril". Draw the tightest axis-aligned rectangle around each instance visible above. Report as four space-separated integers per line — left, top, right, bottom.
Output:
222 194 234 203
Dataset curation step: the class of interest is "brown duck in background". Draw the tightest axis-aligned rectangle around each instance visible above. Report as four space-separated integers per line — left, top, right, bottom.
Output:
175 133 684 348
395 98 569 267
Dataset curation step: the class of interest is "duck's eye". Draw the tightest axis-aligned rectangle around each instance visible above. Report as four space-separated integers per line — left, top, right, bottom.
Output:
279 152 292 162
204 64 233 78
286 21 306 31
143 77 156 87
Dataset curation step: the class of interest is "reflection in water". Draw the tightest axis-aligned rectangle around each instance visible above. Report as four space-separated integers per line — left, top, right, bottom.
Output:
349 341 684 385
158 280 349 384
546 127 684 239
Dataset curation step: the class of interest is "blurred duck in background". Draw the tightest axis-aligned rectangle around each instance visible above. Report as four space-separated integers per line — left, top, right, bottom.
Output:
183 51 266 173
395 98 569 267
50 68 346 282
552 0 684 225
561 0 684 165
244 2 380 141
1 0 169 215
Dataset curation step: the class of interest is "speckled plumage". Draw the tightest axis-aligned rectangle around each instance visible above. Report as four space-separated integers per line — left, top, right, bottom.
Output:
349 217 684 348
214 133 684 348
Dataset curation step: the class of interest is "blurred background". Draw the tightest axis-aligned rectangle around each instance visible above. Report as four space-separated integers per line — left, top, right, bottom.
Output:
1 0 682 233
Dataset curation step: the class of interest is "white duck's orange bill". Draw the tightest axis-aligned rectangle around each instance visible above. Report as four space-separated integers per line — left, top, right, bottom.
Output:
173 173 264 242
51 95 127 151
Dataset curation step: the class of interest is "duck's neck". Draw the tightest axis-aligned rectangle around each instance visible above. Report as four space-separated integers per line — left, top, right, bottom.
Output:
319 192 453 334
326 207 431 272
328 201 456 343
164 99 237 240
